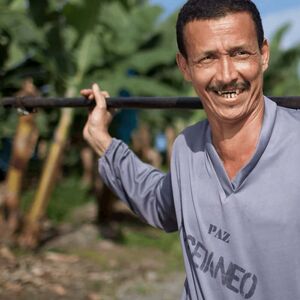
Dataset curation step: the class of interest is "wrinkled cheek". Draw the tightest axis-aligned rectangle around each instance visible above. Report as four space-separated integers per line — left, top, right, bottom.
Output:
191 80 213 99
236 61 262 81
191 66 215 85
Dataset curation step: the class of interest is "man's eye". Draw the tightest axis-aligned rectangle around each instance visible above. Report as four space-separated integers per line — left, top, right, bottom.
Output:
233 51 250 58
200 56 214 64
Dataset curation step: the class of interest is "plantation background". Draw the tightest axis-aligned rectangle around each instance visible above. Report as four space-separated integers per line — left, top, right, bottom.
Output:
0 0 299 299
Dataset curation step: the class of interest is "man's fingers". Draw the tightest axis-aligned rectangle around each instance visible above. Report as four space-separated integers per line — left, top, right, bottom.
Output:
102 91 110 98
80 89 92 96
82 84 113 156
81 89 95 102
92 83 107 109
81 86 109 104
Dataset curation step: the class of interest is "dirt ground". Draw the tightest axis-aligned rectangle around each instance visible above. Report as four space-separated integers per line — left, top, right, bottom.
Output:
0 203 185 300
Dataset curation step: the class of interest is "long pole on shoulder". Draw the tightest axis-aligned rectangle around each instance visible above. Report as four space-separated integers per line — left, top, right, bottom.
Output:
2 96 300 111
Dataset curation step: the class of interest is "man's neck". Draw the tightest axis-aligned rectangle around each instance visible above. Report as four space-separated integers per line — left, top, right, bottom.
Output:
209 101 265 181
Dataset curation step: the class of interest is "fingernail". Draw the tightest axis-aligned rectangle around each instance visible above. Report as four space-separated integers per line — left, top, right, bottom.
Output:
92 83 99 89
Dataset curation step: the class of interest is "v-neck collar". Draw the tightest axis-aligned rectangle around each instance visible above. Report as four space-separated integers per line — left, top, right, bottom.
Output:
205 97 277 197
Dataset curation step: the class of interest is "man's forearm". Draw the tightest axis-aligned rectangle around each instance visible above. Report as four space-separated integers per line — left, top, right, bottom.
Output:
99 139 177 232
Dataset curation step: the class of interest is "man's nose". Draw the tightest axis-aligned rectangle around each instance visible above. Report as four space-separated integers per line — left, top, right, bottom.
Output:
215 55 238 85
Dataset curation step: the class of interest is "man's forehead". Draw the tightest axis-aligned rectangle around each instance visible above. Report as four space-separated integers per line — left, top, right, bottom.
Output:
182 12 258 50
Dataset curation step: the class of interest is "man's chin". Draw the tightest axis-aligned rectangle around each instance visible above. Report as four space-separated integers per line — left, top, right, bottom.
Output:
211 106 249 125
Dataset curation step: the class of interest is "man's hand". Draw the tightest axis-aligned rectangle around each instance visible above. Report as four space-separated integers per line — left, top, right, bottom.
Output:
81 83 114 157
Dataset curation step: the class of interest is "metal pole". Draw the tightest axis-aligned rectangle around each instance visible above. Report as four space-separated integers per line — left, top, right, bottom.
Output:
2 96 300 110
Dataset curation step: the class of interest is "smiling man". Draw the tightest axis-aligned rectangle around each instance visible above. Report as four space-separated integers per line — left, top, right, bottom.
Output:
81 0 300 299
176 9 269 180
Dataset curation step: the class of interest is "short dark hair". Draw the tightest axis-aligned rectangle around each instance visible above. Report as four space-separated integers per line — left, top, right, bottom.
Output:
176 0 264 58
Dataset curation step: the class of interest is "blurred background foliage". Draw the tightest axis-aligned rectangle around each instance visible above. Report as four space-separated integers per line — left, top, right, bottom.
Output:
0 0 194 140
0 0 299 227
264 23 300 96
1 1 298 144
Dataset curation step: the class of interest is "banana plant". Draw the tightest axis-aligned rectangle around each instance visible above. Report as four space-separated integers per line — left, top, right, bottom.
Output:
0 0 47 238
0 0 193 247
20 0 107 247
264 23 300 96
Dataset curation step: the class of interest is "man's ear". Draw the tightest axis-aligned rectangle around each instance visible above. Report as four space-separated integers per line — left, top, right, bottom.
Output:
261 39 270 72
176 52 192 82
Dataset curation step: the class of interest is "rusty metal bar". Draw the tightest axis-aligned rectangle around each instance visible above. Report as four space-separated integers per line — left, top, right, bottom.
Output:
2 96 300 110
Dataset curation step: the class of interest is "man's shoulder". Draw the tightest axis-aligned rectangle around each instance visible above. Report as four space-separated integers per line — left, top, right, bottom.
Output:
267 97 300 142
263 96 300 125
276 103 300 125
173 119 209 153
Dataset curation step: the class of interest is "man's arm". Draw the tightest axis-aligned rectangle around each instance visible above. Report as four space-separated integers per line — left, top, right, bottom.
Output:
100 139 177 231
81 84 177 232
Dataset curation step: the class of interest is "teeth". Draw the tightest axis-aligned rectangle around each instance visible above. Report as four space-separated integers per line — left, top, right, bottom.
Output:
217 90 241 99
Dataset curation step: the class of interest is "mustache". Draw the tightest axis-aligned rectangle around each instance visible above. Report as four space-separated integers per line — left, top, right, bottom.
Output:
208 81 250 93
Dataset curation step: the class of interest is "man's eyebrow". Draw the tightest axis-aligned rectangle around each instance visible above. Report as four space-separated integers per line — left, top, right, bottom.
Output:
190 45 255 62
194 46 248 58
191 50 217 61
228 46 258 55
202 50 217 56
228 46 247 52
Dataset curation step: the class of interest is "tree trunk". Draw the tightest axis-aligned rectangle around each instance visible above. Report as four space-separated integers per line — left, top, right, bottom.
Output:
20 87 75 248
0 79 39 241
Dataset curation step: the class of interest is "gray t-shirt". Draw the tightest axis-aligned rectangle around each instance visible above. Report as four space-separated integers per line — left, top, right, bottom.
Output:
99 97 300 299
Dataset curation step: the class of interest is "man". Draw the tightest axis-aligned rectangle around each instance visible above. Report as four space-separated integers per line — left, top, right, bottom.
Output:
81 0 300 299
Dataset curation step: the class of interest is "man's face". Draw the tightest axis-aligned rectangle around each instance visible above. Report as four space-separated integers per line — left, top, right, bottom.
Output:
177 12 269 124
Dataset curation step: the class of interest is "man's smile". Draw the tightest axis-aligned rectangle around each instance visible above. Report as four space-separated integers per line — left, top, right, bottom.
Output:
208 81 250 101
216 89 242 99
